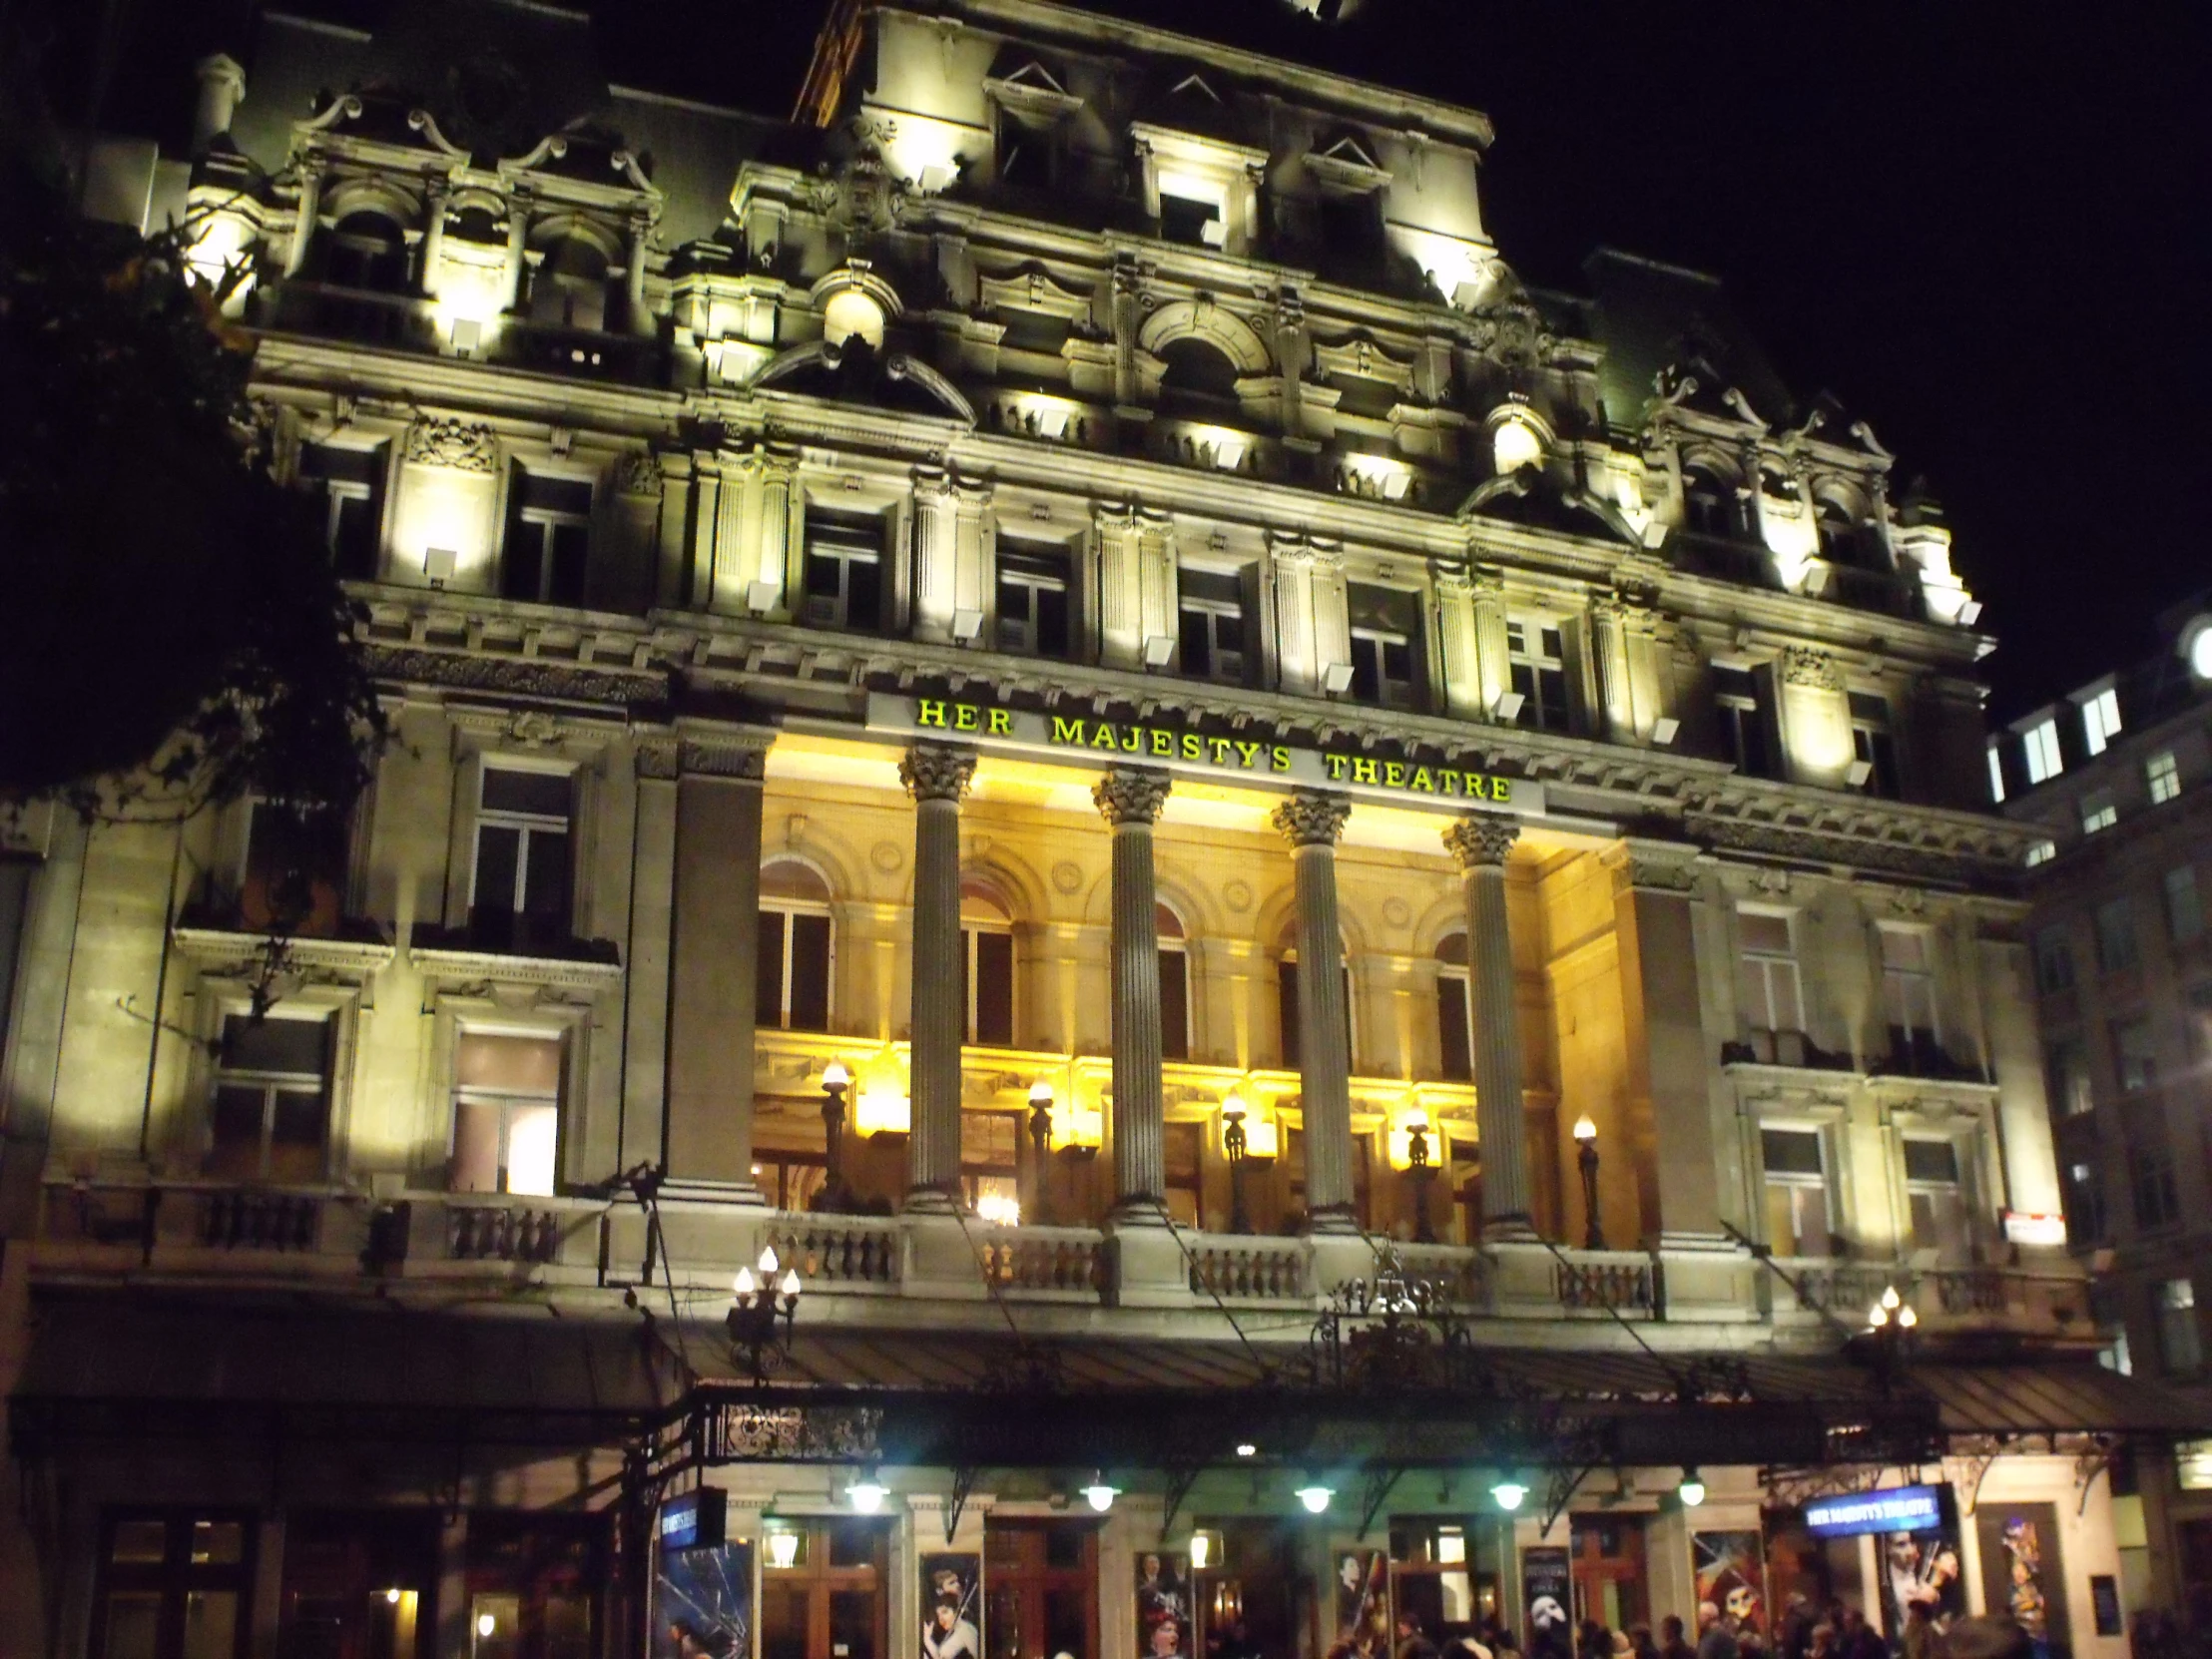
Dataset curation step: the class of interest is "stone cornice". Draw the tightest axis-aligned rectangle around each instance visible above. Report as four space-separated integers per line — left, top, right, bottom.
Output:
173 928 396 979
409 944 626 993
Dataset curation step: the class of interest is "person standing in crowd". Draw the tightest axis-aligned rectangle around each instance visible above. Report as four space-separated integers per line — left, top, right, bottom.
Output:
1698 1603 1741 1659
1658 1616 1694 1659
1628 1622 1660 1659
1396 1613 1441 1659
1577 1621 1613 1659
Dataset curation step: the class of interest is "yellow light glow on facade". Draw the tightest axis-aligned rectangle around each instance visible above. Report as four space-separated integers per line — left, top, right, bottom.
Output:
1344 452 1412 500
824 288 887 349
1386 1107 1435 1170
1491 416 1542 474
853 1089 911 1137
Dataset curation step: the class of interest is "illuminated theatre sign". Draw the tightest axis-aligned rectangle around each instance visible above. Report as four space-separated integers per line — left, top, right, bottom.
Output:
864 694 1544 815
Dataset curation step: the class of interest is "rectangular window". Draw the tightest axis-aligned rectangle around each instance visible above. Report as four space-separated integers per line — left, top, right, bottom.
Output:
501 471 593 607
2066 1160 2107 1247
1881 927 1939 1060
1849 692 1900 797
1903 1136 1970 1263
2166 866 2204 945
2080 790 2118 834
1158 941 1190 1062
2025 839 2057 868
2022 717 2063 784
2187 983 2212 1063
801 514 882 632
2044 1038 2093 1116
2094 896 2139 975
2033 925 2075 994
1712 664 1774 778
1760 1127 1830 1258
239 799 347 934
2148 750 2182 805
1276 956 1352 1072
2081 686 2122 756
451 1031 562 1197
960 926 1015 1047
1436 970 1472 1083
1507 620 1572 732
464 1515 603 1659
1160 190 1222 248
2133 1144 2181 1231
2113 1017 2158 1093
1985 746 2007 805
208 1013 332 1184
1738 911 1805 1037
1348 584 1420 710
300 442 384 581
92 1511 258 1659
995 546 1070 657
1178 567 1248 684
279 1511 440 1659
470 767 572 953
1164 1119 1204 1228
2160 1278 2203 1376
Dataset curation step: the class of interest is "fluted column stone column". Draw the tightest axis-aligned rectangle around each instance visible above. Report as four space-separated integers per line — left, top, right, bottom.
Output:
1273 791 1357 1235
1445 812 1535 1238
1095 767 1173 1223
900 743 976 1213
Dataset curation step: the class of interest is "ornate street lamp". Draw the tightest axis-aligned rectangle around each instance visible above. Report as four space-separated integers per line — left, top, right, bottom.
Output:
1572 1114 1604 1250
1864 1281 1919 1390
1405 1117 1436 1245
1223 1094 1253 1235
1028 1080 1056 1225
726 1244 803 1382
817 1061 855 1214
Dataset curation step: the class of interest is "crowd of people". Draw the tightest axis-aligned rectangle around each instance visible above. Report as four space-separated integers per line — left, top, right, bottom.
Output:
1371 1598 2036 1659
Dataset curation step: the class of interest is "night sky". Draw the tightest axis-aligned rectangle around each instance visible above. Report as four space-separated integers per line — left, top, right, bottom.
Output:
65 0 2212 718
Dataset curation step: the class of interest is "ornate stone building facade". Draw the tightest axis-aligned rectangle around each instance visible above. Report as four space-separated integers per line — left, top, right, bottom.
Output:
0 3 2190 1657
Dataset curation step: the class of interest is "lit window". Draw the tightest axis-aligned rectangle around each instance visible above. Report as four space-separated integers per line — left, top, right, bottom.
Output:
995 546 1070 658
451 1031 562 1197
2094 896 2139 975
2080 686 2122 756
822 287 885 348
1761 1127 1830 1258
2148 750 2182 805
1492 416 1543 474
501 471 593 606
2025 839 2056 868
2080 791 2118 834
1738 911 1805 1044
1178 568 1249 685
1849 692 1900 797
1985 746 2007 805
802 513 883 631
1507 619 1572 732
2022 718 2063 785
1158 903 1190 1062
2113 1017 2159 1093
2167 866 2205 946
2045 1039 2092 1117
1711 664 1774 779
2179 1439 2212 1490
2158 1278 2201 1376
758 860 834 1033
470 766 572 953
1902 1137 1970 1264
208 1012 333 1183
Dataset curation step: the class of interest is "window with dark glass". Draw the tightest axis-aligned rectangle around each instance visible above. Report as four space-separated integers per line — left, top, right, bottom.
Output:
1275 943 1352 1072
279 1510 440 1659
1158 903 1190 1061
501 472 593 607
1178 567 1248 684
464 1514 603 1659
1815 495 1868 566
1506 620 1571 732
759 860 834 1034
2159 1279 2202 1376
1902 1136 1970 1263
300 442 384 580
240 798 347 934
985 1521 1097 1659
2066 1160 2107 1247
1738 911 1804 1039
2033 925 2076 994
526 237 609 332
960 886 1015 1047
208 1012 332 1183
2044 1038 2093 1116
2166 866 2205 946
324 212 408 292
1164 1119 1204 1228
1712 665 1774 778
1882 927 1940 1067
1348 583 1419 709
1314 191 1377 257
450 1031 562 1197
2095 896 2140 975
763 1520 887 1659
996 546 1070 657
2112 1017 2159 1093
470 767 573 952
2134 1144 2182 1231
1849 692 1901 797
1761 1127 1831 1257
1159 192 1219 248
91 1511 256 1659
1681 465 1738 538
1434 932 1472 1082
802 514 883 632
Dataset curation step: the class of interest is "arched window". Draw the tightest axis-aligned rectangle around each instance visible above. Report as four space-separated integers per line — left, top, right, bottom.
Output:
1158 903 1190 1061
1434 932 1473 1082
528 235 611 332
324 211 409 293
1681 463 1737 538
1815 494 1869 568
961 883 1015 1047
1275 925 1352 1071
758 860 833 1033
1159 337 1241 407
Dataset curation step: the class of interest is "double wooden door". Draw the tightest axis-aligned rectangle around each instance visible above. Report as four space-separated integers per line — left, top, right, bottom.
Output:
762 1521 888 1659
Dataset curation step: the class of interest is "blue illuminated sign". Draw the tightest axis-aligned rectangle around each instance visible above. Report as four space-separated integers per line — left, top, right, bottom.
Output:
1802 1484 1944 1537
658 1488 727 1552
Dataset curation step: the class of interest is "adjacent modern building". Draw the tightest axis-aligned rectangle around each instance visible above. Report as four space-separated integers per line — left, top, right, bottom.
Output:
1992 593 2212 1623
1 2 2199 1658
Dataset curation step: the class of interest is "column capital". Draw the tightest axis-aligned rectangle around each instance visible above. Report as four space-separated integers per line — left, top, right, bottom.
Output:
900 742 976 804
1094 767 1172 827
1443 812 1519 870
1272 791 1350 848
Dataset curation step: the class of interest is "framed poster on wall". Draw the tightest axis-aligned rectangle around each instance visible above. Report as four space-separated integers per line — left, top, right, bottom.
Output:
1139 1550 1191 1659
1975 1501 2069 1656
1693 1532 1767 1637
653 1536 754 1659
922 1553 982 1659
1522 1547 1572 1659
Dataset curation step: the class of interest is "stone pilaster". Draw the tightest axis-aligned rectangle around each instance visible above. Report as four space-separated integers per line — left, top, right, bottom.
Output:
900 743 977 1212
1094 767 1174 1223
1443 812 1534 1238
1272 791 1357 1234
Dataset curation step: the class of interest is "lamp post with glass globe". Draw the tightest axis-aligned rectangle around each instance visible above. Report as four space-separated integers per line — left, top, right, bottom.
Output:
1572 1115 1604 1250
1223 1094 1253 1236
1027 1080 1056 1225
817 1061 854 1214
1405 1117 1437 1245
727 1244 804 1382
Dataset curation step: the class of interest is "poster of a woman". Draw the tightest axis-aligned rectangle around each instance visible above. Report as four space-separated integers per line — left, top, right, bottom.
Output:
922 1555 983 1659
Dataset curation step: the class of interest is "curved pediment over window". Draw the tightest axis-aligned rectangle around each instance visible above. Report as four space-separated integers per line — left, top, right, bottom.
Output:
753 336 977 426
1459 470 1639 545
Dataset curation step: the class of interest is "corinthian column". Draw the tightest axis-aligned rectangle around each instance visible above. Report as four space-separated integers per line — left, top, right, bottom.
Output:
900 743 976 1213
1444 813 1534 1238
1272 791 1357 1235
1095 767 1174 1223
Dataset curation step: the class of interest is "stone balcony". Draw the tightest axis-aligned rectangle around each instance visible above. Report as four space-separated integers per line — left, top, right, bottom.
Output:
31 1173 2091 1350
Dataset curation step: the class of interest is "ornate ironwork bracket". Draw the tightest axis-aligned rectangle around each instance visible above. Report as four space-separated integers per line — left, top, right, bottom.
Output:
1359 1466 1400 1539
1159 1464 1205 1541
946 1464 980 1543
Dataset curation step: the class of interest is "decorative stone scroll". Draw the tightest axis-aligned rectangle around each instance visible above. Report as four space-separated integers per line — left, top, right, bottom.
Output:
402 416 498 473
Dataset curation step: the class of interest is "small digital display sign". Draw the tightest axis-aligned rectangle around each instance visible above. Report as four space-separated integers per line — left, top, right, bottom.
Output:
658 1488 728 1552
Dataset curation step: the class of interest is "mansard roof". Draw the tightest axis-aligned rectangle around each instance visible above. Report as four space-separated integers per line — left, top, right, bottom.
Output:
1579 247 1800 437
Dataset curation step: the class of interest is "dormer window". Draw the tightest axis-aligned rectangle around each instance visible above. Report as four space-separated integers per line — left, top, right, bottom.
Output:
1132 124 1268 257
1159 181 1225 249
985 57 1082 191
